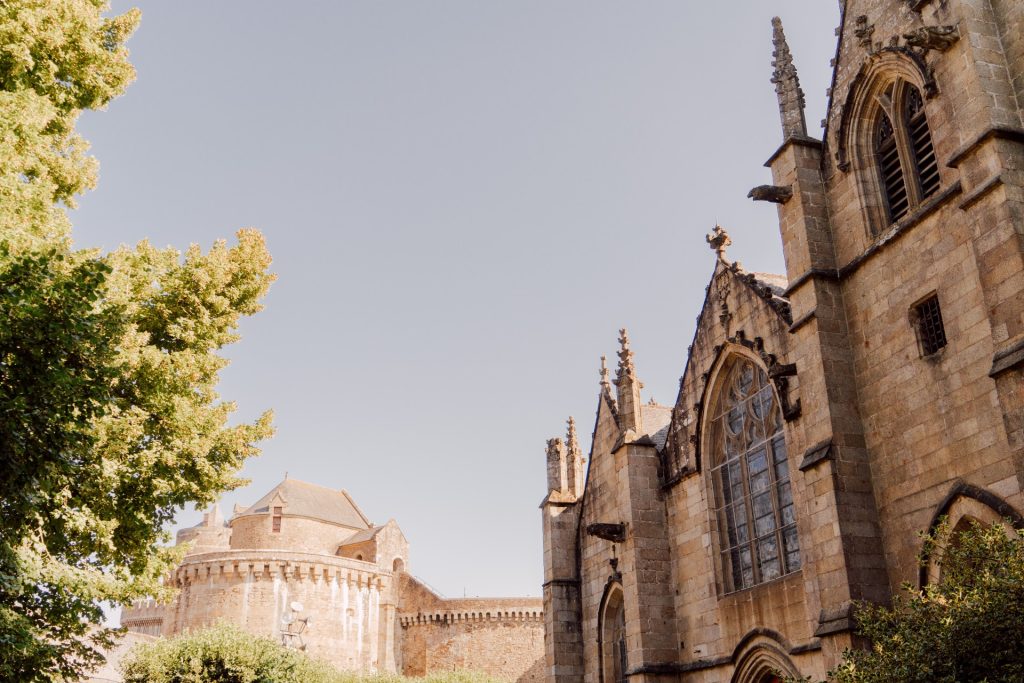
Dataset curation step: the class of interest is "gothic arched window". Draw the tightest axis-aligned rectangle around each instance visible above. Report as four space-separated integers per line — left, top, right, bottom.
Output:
599 585 627 683
709 358 799 592
874 81 939 225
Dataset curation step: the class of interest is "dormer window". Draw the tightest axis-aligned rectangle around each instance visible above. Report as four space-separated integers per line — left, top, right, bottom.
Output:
272 506 282 533
874 81 939 226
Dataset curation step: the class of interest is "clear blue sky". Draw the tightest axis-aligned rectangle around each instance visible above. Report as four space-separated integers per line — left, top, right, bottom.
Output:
75 1 841 599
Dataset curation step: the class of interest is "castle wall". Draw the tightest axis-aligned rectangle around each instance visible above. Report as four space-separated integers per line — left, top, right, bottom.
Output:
141 550 395 672
399 600 545 683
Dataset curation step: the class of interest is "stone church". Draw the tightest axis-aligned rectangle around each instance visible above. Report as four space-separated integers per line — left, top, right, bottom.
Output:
541 1 1024 682
121 478 544 681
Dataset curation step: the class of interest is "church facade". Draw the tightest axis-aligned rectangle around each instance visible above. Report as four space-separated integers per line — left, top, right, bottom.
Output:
541 1 1024 682
122 478 544 681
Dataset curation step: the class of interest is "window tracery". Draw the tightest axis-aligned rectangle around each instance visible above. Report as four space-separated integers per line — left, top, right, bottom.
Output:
709 358 799 592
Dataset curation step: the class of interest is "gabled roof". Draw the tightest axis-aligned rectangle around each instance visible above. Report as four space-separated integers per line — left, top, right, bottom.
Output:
339 526 383 545
234 479 372 530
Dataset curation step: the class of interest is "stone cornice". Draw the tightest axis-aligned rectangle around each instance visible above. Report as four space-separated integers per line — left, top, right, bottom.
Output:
170 550 388 588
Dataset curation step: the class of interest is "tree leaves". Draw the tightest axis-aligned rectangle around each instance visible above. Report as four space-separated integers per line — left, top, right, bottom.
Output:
793 521 1024 683
0 2 276 680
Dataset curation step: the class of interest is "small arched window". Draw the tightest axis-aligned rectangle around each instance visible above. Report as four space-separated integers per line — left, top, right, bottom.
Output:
874 81 939 225
709 358 799 592
599 585 627 683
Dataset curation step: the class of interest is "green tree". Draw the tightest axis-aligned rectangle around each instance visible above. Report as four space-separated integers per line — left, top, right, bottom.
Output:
120 623 507 683
120 623 347 683
794 521 1024 683
0 2 276 680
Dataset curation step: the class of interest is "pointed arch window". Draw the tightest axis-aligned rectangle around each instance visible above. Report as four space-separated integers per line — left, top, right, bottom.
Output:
710 359 799 592
874 81 940 226
599 585 627 683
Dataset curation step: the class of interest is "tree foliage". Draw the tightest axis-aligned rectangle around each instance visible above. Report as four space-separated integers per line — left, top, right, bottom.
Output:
121 623 505 683
120 623 345 683
795 521 1024 683
0 2 276 680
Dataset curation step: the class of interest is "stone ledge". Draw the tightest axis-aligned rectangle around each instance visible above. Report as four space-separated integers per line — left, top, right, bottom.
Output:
989 336 1024 378
958 173 1005 211
947 125 1024 168
799 439 834 472
814 603 855 637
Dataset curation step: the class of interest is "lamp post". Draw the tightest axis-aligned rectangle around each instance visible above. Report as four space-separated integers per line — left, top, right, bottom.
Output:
280 601 313 651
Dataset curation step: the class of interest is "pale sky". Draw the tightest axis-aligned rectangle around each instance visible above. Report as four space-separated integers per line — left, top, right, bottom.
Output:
75 1 841 600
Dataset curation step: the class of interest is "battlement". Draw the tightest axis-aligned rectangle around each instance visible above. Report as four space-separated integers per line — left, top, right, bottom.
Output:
121 597 166 636
398 598 543 627
168 549 389 589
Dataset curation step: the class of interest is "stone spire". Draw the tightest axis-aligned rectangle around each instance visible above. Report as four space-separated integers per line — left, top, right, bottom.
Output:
565 417 584 498
599 355 613 398
615 328 635 383
614 329 642 433
566 417 580 457
771 17 807 139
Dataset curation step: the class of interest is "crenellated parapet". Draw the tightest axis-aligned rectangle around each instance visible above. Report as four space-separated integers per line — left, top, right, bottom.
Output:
166 549 390 592
398 605 543 627
121 597 165 636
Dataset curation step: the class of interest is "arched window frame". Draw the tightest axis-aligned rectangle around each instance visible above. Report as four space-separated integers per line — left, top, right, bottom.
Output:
872 80 939 225
919 483 1024 587
839 52 944 237
731 641 800 683
598 582 627 683
703 350 801 594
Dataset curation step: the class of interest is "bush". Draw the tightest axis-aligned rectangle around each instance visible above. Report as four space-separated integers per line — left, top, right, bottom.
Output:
121 623 506 683
121 623 346 683
792 520 1024 683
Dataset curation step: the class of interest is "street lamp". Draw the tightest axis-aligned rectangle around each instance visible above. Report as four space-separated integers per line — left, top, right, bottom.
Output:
280 601 313 651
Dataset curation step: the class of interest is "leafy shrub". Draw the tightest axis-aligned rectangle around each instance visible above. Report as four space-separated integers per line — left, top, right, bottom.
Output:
790 520 1024 683
121 623 506 683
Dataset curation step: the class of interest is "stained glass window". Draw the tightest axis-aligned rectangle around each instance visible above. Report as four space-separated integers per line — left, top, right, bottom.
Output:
710 359 800 591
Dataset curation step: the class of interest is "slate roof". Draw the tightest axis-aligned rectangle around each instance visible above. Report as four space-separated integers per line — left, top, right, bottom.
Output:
641 404 674 451
235 479 371 529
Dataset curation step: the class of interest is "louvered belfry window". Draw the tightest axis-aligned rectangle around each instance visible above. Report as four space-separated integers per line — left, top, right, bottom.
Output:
877 111 909 222
905 87 940 200
874 81 941 227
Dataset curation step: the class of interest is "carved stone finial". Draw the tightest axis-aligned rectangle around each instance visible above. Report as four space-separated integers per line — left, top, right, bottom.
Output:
706 225 732 263
599 355 612 394
566 417 580 457
615 328 635 383
771 16 807 138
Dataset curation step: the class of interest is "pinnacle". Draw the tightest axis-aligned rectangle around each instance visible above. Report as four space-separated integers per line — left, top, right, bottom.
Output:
566 417 580 456
599 355 612 394
615 328 635 383
771 16 807 138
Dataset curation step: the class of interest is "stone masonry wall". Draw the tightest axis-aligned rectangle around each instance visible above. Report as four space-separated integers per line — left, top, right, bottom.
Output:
147 550 396 672
398 575 545 682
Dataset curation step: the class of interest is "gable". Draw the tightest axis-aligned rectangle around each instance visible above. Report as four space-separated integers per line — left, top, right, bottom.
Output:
661 259 796 484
